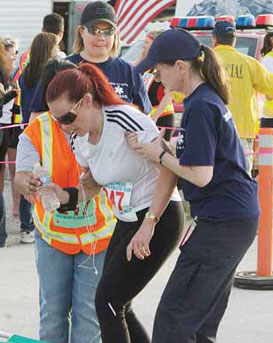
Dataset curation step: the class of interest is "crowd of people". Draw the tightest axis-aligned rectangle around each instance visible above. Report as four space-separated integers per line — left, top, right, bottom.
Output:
1 1 273 342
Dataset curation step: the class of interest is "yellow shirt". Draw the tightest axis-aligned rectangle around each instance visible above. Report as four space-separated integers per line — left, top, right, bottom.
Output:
214 45 273 138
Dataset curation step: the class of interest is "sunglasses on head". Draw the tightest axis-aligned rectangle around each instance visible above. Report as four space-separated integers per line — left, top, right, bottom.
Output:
51 98 83 125
4 39 18 54
86 26 116 36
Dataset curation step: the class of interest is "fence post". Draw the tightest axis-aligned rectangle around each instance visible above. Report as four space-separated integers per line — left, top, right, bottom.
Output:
257 128 273 276
234 128 273 289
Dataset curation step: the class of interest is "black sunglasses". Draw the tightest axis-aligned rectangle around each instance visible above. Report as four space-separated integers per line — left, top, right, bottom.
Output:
86 26 116 36
51 98 83 125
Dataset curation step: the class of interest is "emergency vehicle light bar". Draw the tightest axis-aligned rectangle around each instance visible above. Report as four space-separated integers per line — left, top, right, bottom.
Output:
216 16 235 24
170 16 215 30
256 14 273 28
236 14 256 29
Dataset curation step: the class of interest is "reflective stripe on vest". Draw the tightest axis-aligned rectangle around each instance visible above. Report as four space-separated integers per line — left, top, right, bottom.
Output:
13 114 21 124
14 50 30 107
38 114 53 176
28 112 116 254
149 102 174 118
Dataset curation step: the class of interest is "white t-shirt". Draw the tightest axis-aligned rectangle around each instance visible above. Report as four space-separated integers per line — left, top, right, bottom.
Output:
0 99 14 124
261 54 273 74
75 104 180 221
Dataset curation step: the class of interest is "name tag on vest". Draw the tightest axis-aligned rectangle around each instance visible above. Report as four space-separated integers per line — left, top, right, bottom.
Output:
53 200 96 228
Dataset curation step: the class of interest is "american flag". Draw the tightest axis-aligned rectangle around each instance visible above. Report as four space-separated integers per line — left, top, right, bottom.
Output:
115 0 176 44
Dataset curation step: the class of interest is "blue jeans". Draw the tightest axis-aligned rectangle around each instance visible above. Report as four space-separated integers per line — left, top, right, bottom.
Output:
35 231 106 343
19 195 35 232
0 191 6 246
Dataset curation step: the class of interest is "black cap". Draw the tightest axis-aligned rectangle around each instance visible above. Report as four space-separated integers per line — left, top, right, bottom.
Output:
80 1 117 29
136 28 202 73
213 21 236 37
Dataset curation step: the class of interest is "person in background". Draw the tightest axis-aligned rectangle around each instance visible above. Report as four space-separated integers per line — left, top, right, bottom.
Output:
30 1 151 122
17 12 65 76
136 31 175 141
260 31 273 127
15 58 116 343
0 36 13 248
212 20 273 175
127 27 259 343
0 38 20 219
18 32 58 244
42 13 66 58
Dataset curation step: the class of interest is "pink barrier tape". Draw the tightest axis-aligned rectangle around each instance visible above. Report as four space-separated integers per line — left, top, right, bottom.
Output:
0 161 15 164
0 123 28 130
0 124 269 160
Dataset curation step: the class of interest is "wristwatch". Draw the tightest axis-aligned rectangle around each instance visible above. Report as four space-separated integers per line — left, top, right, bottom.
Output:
145 211 159 223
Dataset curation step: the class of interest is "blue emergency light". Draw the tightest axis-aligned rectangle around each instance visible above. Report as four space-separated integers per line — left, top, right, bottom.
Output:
170 16 215 30
236 14 256 29
256 14 273 28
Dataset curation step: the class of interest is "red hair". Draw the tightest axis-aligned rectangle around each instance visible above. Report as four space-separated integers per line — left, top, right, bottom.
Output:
46 62 128 106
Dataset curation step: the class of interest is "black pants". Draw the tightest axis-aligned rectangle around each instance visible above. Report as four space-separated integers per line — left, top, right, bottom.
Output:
95 201 184 343
0 124 21 172
152 216 258 343
0 191 6 246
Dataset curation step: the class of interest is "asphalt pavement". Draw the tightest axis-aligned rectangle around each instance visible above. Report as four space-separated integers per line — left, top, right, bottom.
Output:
0 182 273 343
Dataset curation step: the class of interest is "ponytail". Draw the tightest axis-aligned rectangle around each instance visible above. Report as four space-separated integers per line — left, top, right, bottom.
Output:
159 46 230 105
199 45 229 104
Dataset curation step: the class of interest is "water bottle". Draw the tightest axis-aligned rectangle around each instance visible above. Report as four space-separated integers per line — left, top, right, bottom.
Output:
33 163 60 212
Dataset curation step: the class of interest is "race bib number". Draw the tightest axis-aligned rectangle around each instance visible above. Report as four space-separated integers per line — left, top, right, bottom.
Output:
103 182 137 222
53 200 96 228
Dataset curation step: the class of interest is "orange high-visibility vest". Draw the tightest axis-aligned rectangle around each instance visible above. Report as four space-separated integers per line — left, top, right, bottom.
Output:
25 112 116 255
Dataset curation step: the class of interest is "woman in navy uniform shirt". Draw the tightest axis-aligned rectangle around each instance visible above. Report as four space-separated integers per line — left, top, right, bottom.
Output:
129 28 259 343
29 1 151 118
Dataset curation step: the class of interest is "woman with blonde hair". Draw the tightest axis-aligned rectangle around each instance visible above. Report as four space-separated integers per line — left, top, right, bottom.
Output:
66 1 151 114
29 1 151 122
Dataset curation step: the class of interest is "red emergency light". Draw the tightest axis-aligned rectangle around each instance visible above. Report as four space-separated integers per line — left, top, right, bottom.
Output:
216 16 235 24
256 14 273 28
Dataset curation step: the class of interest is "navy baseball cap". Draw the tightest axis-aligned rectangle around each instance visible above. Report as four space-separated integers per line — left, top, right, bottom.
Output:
136 28 202 73
213 21 236 37
80 1 117 29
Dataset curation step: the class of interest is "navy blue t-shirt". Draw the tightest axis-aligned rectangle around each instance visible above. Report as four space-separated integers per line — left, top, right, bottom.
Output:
19 69 38 123
29 54 152 114
176 83 259 219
